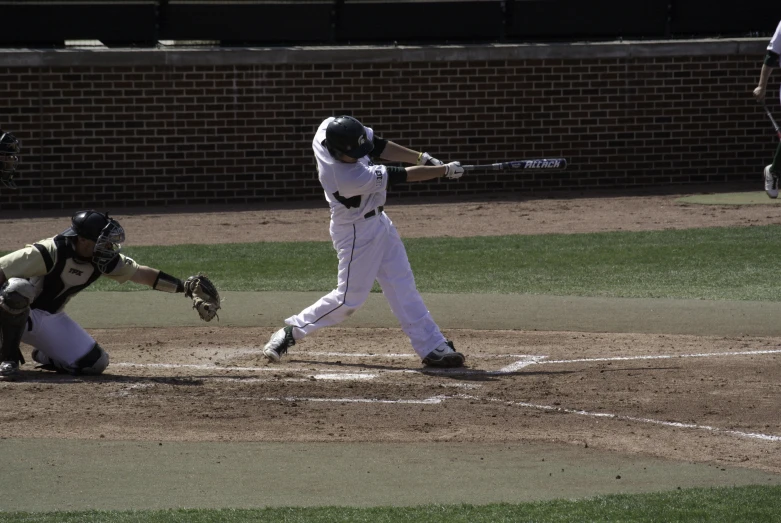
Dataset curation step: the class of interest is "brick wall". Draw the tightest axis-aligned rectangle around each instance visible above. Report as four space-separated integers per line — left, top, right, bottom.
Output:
0 41 775 210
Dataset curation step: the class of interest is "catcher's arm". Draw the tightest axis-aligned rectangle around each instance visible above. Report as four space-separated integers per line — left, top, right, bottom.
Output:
131 266 221 322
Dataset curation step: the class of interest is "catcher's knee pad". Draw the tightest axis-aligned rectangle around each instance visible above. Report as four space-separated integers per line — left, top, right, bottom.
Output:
0 278 35 315
74 343 109 375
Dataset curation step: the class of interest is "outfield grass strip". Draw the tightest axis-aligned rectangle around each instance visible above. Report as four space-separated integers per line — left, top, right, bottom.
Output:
4 225 781 300
75 225 781 301
3 485 780 522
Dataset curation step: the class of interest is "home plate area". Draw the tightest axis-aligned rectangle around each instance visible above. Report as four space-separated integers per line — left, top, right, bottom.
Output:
3 326 780 472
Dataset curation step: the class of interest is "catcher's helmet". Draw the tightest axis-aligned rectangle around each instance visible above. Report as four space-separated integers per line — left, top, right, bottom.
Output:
0 131 21 189
325 116 374 159
62 210 125 273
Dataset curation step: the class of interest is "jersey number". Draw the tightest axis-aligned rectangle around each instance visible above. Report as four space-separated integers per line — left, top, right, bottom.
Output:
333 191 362 209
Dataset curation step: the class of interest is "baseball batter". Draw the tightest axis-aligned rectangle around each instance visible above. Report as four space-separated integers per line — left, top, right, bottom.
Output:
263 115 466 368
753 19 781 198
0 210 220 380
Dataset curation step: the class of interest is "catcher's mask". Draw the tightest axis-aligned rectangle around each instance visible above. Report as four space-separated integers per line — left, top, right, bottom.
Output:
61 210 125 273
0 131 21 189
324 116 374 159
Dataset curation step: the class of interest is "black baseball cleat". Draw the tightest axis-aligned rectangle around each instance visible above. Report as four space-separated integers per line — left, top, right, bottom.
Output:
263 325 296 362
31 349 68 374
422 341 465 368
0 361 20 381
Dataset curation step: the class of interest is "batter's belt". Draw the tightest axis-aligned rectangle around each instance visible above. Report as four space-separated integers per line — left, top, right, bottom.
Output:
363 206 384 219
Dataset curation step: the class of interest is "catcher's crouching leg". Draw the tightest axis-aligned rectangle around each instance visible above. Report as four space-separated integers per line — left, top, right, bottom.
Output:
33 343 109 376
0 278 36 379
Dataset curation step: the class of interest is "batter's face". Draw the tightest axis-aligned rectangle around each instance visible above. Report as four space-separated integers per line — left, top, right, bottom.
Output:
337 154 359 163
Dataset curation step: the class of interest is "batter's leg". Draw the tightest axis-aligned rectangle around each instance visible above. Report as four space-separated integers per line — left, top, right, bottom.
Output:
290 229 384 333
772 141 781 174
375 223 447 358
775 89 781 173
264 222 386 361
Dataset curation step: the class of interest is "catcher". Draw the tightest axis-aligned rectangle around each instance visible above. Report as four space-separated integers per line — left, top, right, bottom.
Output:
0 129 21 189
0 209 220 380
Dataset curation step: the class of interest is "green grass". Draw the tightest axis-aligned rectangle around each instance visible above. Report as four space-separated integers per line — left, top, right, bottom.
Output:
2 485 780 522
63 224 781 301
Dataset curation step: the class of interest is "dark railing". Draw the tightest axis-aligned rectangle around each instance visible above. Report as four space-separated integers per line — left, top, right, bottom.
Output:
0 0 777 47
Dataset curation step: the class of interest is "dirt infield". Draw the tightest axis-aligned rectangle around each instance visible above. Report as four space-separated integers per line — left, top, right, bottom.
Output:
4 326 780 472
1 188 780 510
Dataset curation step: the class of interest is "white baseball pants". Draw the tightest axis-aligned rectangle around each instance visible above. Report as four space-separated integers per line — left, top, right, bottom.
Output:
285 211 447 358
22 309 96 367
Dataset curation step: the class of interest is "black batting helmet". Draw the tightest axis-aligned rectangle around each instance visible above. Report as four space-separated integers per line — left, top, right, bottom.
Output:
61 210 125 273
325 116 374 159
0 131 21 189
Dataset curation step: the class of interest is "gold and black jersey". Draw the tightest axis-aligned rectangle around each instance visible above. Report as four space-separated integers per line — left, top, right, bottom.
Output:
0 235 138 313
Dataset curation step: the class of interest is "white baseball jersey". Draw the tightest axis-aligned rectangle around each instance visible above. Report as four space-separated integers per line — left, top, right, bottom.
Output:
313 117 389 225
282 118 447 358
769 20 781 59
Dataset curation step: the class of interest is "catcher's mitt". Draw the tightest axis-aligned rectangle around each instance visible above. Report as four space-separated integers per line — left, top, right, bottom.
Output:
184 274 221 322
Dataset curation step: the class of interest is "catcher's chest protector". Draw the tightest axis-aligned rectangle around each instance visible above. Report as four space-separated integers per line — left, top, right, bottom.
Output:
31 236 101 314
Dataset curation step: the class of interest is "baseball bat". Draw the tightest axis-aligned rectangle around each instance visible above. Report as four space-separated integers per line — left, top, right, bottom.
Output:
461 158 567 171
761 102 781 141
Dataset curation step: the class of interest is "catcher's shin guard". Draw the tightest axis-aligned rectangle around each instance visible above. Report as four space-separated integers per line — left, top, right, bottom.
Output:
0 278 35 369
0 308 27 364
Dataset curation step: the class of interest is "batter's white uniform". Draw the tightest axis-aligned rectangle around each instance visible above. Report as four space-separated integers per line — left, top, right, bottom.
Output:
770 20 781 103
283 117 448 357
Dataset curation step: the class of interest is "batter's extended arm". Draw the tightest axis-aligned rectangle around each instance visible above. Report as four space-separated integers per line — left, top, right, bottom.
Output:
404 162 463 181
754 63 774 100
376 141 424 164
375 141 443 167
